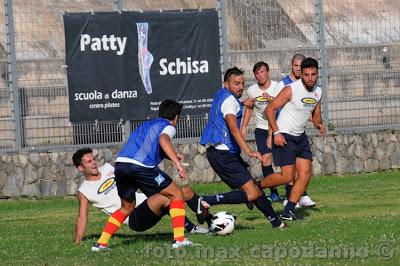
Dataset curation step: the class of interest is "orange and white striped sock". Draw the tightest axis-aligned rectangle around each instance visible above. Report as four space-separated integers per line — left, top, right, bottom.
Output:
169 200 186 242
97 209 127 246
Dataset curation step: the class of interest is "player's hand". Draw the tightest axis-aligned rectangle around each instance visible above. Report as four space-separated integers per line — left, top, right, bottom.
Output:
240 127 247 140
247 151 262 161
176 162 188 179
242 98 255 108
262 92 272 100
316 123 326 135
266 135 272 149
274 133 287 147
176 153 184 161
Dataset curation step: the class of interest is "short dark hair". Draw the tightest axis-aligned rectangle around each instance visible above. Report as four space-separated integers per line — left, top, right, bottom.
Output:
159 99 183 120
72 147 93 167
301 57 319 70
223 67 244 82
291 54 306 64
253 61 269 73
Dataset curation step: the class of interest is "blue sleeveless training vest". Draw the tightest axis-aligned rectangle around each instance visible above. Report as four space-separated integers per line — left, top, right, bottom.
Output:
118 118 170 166
200 88 243 153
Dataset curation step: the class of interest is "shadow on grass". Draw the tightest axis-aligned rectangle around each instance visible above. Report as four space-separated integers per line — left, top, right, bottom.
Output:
121 232 172 245
84 232 173 247
278 207 321 220
243 215 261 221
233 224 252 231
83 233 134 241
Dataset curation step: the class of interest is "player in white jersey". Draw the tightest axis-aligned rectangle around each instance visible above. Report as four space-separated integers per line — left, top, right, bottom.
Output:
274 54 317 208
241 61 281 202
72 148 210 245
261 58 326 221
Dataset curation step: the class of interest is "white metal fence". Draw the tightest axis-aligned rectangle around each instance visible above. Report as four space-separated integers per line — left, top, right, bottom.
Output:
0 0 399 151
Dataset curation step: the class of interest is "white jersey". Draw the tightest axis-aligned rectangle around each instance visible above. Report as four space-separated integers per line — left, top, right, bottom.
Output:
77 163 147 217
214 95 241 151
277 79 322 136
247 81 277 130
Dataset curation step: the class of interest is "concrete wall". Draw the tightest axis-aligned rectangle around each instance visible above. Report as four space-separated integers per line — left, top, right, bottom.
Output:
1 130 400 198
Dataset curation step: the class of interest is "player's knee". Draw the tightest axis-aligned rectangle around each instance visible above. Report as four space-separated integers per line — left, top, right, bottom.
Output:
121 202 135 214
167 189 184 201
181 186 194 201
152 194 170 208
246 188 262 201
297 172 312 181
282 172 295 183
262 154 273 165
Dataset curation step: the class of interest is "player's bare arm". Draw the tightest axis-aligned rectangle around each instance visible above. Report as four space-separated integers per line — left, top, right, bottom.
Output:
74 192 89 244
312 101 326 135
242 98 255 108
240 103 254 139
265 86 292 146
159 133 187 179
225 114 261 160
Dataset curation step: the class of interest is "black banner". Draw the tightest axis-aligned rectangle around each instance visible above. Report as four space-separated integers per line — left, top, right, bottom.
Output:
64 10 221 123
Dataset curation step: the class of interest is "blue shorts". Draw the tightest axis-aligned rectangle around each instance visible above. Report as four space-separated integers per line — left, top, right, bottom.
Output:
206 147 252 189
272 132 313 166
254 128 272 155
114 162 172 201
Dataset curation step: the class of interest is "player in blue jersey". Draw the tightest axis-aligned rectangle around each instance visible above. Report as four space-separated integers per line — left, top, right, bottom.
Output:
199 67 286 229
274 54 317 208
93 100 195 250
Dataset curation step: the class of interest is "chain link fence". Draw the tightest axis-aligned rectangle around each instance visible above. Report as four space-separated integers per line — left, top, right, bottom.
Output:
0 0 399 152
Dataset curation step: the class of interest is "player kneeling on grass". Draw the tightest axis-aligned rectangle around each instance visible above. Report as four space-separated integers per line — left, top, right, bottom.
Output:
72 148 211 247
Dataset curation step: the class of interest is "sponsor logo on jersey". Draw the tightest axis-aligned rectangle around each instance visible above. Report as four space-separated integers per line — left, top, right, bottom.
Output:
98 178 116 194
255 95 273 102
301 97 317 104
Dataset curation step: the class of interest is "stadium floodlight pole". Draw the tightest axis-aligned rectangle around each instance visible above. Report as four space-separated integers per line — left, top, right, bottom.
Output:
315 0 329 126
114 0 123 12
217 0 229 78
4 0 22 149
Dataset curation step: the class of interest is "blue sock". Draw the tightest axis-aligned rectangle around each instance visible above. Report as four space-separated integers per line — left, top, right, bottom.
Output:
202 190 247 206
186 194 200 213
184 217 195 232
262 165 274 177
270 187 279 195
285 200 296 212
285 184 292 199
253 193 281 227
262 165 278 195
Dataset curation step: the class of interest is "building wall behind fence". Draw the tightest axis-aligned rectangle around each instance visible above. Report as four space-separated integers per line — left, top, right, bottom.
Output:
0 0 399 198
228 0 400 135
1 130 400 197
0 0 399 151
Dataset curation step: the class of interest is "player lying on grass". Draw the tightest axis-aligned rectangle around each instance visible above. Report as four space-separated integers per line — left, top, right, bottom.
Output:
72 148 212 246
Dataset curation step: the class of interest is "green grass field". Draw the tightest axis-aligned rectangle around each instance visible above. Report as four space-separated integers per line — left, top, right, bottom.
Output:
1 170 399 265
